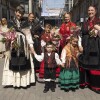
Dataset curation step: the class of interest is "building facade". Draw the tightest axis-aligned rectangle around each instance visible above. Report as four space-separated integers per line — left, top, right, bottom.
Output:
20 0 41 19
64 0 74 12
70 0 100 24
0 0 20 20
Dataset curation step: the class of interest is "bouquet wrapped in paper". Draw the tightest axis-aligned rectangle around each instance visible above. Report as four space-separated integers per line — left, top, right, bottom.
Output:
89 27 99 37
0 27 19 49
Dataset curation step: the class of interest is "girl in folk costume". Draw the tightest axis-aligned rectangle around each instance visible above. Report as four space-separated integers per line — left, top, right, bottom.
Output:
59 34 83 91
59 12 76 49
2 6 35 88
41 23 52 48
79 6 100 93
32 42 62 93
0 18 9 58
39 24 52 78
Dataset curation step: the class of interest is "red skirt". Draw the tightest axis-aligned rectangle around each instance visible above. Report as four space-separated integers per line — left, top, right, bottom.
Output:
39 60 61 78
79 67 100 91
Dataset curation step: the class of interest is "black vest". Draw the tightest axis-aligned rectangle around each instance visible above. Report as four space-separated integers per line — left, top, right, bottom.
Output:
44 52 57 68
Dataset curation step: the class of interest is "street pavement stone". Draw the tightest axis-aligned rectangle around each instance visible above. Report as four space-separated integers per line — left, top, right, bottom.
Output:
0 59 100 100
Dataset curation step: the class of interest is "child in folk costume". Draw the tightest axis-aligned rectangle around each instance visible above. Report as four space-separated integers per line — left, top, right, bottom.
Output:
59 34 82 91
41 23 52 49
39 24 52 78
32 42 62 93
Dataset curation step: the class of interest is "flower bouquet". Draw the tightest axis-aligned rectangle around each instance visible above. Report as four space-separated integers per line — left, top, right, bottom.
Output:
0 27 19 49
0 37 6 43
89 29 98 37
52 33 62 41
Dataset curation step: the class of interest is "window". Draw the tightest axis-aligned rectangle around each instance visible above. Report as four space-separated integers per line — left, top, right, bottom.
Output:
2 7 7 19
25 4 29 14
1 0 7 6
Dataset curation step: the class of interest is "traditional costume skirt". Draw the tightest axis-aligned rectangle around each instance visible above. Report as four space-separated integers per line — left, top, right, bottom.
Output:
80 67 100 91
58 67 79 89
2 32 35 87
33 38 41 72
39 61 60 78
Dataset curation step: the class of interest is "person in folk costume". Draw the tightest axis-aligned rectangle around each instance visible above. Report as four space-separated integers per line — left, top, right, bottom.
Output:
59 12 76 54
2 5 35 88
51 28 62 77
41 23 52 47
39 23 52 78
79 5 100 93
32 42 62 93
0 18 9 58
23 13 43 72
59 33 83 91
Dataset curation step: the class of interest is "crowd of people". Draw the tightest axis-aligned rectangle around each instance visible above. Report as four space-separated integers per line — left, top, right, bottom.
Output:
0 5 100 94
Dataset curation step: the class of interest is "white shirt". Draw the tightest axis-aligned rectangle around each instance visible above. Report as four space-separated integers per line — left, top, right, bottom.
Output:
34 52 62 65
61 49 67 64
22 28 34 48
78 35 82 47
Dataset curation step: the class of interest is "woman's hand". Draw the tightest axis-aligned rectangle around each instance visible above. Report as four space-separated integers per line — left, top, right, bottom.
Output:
30 47 35 55
94 24 100 31
34 35 39 38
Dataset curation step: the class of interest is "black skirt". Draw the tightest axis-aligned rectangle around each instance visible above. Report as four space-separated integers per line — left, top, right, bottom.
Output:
9 49 31 71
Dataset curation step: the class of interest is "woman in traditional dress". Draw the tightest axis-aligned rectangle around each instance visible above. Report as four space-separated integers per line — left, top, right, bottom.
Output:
59 12 76 52
0 18 8 58
2 5 35 88
79 5 100 93
24 13 43 72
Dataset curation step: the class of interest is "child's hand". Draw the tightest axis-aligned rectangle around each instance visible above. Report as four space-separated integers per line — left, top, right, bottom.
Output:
79 46 83 53
34 35 39 38
61 63 65 68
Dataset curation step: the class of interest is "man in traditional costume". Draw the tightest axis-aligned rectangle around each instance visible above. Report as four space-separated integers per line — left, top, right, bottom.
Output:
32 42 62 93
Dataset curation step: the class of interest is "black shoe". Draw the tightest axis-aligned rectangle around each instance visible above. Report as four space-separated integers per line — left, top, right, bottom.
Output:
94 90 100 94
71 88 76 92
64 89 69 92
91 88 100 94
43 88 49 93
51 88 55 92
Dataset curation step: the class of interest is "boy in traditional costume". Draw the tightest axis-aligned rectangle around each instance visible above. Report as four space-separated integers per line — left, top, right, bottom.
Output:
32 42 62 93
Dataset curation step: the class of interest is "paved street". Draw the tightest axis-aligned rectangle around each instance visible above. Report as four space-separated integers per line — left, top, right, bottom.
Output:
0 58 100 100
